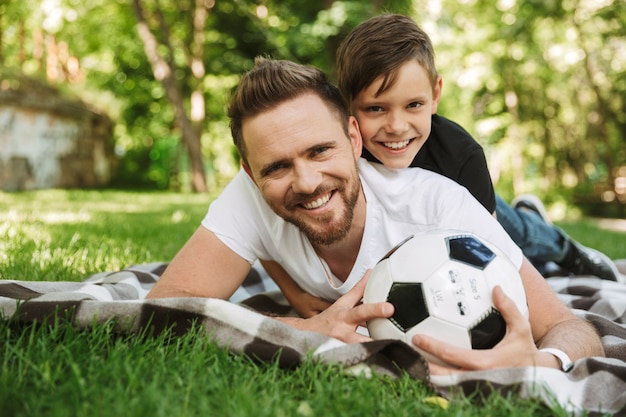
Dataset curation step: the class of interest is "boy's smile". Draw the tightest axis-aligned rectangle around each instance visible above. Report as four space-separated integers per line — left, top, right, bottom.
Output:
352 60 442 169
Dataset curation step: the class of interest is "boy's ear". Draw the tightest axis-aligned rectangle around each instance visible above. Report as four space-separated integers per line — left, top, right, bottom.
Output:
348 116 363 159
431 75 443 114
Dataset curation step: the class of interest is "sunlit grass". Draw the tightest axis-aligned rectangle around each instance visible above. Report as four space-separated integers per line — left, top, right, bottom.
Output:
0 189 620 416
0 318 563 417
555 219 626 261
0 190 212 281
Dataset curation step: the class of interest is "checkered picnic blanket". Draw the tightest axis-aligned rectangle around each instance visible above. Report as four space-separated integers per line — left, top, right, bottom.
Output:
2 261 626 416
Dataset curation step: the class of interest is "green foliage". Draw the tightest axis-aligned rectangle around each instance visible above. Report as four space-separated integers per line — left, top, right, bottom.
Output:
429 0 626 207
1 0 624 210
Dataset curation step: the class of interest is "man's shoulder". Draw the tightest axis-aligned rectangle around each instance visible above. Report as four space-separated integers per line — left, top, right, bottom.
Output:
207 169 276 222
358 159 466 194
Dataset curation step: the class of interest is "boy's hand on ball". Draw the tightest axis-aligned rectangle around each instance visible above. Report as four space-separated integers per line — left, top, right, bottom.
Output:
412 286 537 374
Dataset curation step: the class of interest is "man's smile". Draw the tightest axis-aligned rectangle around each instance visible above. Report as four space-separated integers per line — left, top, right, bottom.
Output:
301 191 333 210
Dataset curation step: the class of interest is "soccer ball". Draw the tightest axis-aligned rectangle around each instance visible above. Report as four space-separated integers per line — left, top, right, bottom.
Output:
363 230 528 365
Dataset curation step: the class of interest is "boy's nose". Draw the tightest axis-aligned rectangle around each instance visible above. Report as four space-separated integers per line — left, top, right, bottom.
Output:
385 111 409 134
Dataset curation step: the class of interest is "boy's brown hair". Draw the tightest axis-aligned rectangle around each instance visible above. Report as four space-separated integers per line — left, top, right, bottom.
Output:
336 14 439 105
228 56 350 166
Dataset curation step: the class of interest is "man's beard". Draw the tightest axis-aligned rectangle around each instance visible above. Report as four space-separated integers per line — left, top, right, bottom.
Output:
269 171 361 247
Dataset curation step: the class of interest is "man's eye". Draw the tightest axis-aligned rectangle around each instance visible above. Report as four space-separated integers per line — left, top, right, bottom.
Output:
312 146 329 156
263 163 286 176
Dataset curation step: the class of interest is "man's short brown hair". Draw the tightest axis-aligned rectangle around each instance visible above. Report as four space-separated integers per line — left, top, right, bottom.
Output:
228 57 350 166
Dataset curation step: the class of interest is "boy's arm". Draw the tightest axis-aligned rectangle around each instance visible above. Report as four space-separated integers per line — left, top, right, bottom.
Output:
260 259 332 318
146 226 251 300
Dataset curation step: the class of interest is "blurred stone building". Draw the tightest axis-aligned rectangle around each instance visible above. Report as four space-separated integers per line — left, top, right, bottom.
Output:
0 75 114 191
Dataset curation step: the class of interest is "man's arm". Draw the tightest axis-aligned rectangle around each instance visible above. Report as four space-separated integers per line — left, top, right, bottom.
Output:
520 257 603 361
146 226 252 299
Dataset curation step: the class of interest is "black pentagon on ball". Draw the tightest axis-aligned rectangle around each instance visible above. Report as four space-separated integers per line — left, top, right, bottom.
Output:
470 308 506 349
386 282 429 332
446 235 496 270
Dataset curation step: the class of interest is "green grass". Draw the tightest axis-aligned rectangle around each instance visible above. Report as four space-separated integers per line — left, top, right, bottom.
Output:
553 219 626 261
0 189 211 282
1 189 622 417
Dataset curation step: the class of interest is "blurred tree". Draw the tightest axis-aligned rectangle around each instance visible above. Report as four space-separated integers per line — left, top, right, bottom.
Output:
1 0 623 211
422 0 625 212
131 0 208 192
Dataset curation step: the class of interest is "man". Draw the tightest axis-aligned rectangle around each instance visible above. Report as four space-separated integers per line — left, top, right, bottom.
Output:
147 57 603 373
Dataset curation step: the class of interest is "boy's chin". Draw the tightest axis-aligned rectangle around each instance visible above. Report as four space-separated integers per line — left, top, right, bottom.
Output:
382 158 416 170
374 150 420 169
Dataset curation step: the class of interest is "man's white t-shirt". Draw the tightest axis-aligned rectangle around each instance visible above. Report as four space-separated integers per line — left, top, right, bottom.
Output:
202 158 522 301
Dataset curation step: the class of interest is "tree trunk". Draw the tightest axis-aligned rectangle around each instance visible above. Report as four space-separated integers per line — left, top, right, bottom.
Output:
131 0 208 193
572 13 616 187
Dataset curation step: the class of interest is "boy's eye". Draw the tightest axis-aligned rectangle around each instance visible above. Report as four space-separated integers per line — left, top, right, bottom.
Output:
366 106 384 112
407 101 422 109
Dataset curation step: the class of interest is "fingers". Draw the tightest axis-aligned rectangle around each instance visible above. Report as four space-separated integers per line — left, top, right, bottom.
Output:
491 285 531 336
329 302 393 343
296 270 396 343
412 286 536 373
334 269 371 308
351 301 394 325
492 285 517 320
412 333 478 371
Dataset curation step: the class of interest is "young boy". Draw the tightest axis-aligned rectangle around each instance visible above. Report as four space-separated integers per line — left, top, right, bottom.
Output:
337 13 618 281
267 13 620 318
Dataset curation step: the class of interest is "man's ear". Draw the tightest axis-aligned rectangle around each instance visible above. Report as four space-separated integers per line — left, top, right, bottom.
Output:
242 162 257 185
348 116 363 159
431 75 443 114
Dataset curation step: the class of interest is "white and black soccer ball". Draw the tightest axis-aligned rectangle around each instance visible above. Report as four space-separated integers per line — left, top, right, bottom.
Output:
363 229 528 365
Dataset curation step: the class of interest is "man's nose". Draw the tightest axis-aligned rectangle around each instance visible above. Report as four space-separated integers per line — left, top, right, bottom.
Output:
291 161 322 195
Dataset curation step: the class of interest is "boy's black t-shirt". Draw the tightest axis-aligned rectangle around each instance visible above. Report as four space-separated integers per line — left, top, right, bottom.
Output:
361 114 497 214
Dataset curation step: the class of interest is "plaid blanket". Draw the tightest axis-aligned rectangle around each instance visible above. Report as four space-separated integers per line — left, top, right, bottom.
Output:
2 261 626 416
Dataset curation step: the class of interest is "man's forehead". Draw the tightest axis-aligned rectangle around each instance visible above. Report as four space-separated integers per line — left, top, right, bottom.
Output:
242 94 346 156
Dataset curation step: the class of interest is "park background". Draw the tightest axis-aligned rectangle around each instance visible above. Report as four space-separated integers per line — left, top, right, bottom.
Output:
1 2 626 416
1 0 625 218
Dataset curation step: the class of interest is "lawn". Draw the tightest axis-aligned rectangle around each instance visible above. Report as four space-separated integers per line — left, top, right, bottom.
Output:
1 189 622 417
